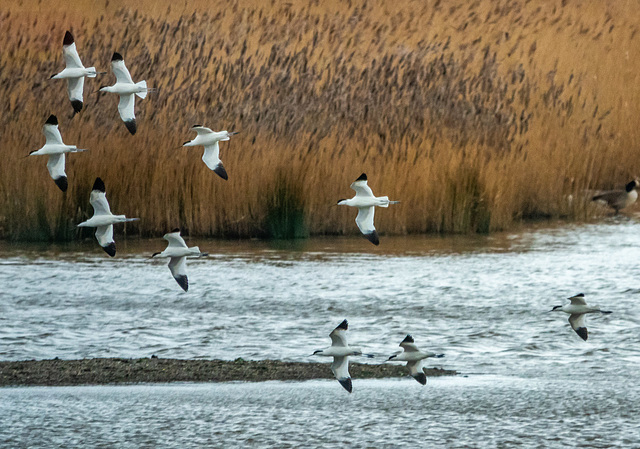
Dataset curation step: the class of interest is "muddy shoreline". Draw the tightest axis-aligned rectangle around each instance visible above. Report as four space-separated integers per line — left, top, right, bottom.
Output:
0 358 456 387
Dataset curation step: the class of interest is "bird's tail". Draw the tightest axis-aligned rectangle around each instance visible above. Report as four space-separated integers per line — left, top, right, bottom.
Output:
135 80 148 99
189 246 201 255
86 67 98 78
377 197 400 207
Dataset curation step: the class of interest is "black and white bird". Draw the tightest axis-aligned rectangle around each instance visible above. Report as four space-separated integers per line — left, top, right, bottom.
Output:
99 52 151 135
28 115 87 192
50 31 100 115
312 319 370 393
592 179 639 214
337 173 399 245
182 126 239 180
550 293 612 341
77 177 139 256
387 335 444 385
151 228 203 292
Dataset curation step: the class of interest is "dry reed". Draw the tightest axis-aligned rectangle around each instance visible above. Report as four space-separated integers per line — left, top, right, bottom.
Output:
1 0 639 240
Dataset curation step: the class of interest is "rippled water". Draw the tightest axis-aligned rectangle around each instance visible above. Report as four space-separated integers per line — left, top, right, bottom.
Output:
2 219 640 446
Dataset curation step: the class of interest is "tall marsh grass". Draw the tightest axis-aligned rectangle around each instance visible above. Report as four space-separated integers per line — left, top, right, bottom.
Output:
1 0 639 240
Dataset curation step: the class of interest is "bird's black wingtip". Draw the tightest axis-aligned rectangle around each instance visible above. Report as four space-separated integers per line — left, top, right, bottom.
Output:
71 100 83 114
338 378 352 393
170 228 180 233
111 52 124 62
92 177 106 193
45 114 58 126
54 176 68 192
214 163 228 180
413 372 427 385
63 31 74 46
336 319 348 331
124 119 136 135
355 173 367 182
575 327 588 341
175 275 189 292
364 231 380 245
401 334 414 344
102 242 116 257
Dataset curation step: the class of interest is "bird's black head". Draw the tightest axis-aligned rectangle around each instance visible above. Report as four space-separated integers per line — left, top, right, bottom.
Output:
45 115 58 126
63 31 74 46
626 180 637 192
355 173 367 182
335 319 348 331
92 177 106 193
111 52 123 62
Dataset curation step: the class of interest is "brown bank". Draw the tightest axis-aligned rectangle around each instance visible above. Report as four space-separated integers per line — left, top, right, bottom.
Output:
0 358 455 387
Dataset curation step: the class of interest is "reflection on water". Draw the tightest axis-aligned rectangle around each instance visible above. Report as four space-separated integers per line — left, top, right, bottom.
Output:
1 219 640 446
1 376 638 448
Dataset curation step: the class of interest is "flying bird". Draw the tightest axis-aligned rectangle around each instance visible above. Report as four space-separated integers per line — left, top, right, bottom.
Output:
592 179 639 214
387 335 444 385
50 31 101 114
28 115 87 192
550 293 612 341
337 173 399 245
77 177 139 256
312 319 370 393
99 52 151 135
151 228 204 292
182 126 239 180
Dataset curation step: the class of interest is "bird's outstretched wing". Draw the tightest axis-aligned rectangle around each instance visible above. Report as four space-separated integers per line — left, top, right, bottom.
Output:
329 320 349 347
46 154 67 192
43 116 63 145
202 142 228 179
399 335 420 353
355 206 379 245
350 173 374 197
168 256 188 291
89 178 112 216
331 356 352 392
164 231 188 248
191 125 214 135
568 314 588 341
62 32 84 69
111 54 134 84
407 360 426 385
95 225 115 257
67 77 84 114
117 94 136 135
568 294 587 306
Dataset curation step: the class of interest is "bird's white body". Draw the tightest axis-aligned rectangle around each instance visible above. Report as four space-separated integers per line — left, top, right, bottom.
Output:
152 229 202 292
183 126 237 180
50 32 99 114
387 335 443 385
29 115 86 191
313 320 364 393
551 294 612 341
51 67 98 80
77 178 139 257
100 53 150 135
337 173 399 245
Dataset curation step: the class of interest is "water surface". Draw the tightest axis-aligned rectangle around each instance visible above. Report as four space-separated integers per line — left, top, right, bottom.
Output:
1 219 640 446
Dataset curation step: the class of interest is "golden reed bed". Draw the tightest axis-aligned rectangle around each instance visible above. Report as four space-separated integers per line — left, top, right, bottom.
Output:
0 0 638 240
